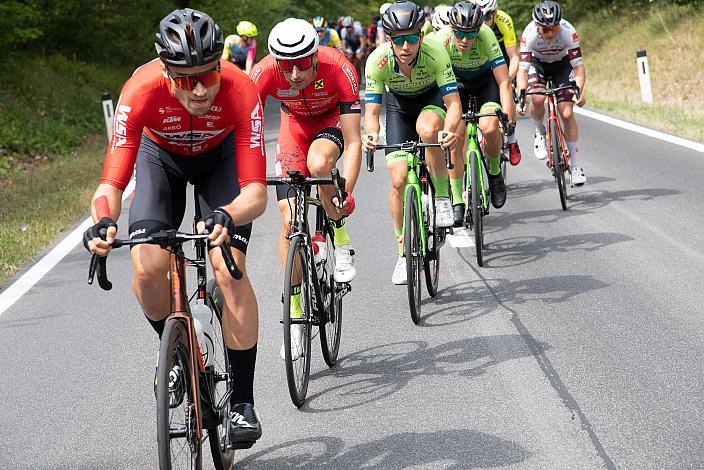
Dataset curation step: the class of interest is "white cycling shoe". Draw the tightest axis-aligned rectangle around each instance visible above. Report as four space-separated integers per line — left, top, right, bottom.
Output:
280 323 305 361
392 256 407 285
333 246 356 283
571 167 587 186
533 132 548 160
435 198 454 228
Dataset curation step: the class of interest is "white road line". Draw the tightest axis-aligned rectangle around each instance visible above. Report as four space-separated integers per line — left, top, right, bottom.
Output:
0 180 135 317
447 228 475 248
575 107 704 153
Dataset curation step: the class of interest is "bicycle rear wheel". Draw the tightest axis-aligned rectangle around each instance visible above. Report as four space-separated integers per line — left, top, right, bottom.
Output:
405 187 423 324
205 279 234 470
551 126 568 211
470 150 485 267
156 319 202 470
319 223 342 367
283 236 313 407
423 184 439 297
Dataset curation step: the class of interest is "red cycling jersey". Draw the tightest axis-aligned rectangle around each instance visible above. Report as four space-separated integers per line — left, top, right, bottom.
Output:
101 59 266 191
250 46 361 120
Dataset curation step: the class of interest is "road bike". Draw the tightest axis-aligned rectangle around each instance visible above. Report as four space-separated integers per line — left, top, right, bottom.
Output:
460 97 509 267
88 212 241 469
266 169 351 408
366 141 451 324
519 80 581 211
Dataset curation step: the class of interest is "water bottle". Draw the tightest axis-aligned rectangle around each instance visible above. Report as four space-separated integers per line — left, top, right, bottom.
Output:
311 232 327 278
190 299 215 367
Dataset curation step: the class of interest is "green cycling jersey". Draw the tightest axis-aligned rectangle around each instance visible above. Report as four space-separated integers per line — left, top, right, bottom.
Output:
364 40 458 104
426 25 506 82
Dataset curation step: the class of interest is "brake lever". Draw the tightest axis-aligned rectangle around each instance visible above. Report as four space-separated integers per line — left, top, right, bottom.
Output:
331 168 347 209
219 243 243 280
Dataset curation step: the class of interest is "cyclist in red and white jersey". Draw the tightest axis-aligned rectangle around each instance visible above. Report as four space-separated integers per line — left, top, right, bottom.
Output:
517 1 587 185
250 19 362 359
83 9 266 448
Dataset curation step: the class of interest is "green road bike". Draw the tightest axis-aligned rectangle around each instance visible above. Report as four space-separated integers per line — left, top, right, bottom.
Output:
461 97 509 267
367 141 451 324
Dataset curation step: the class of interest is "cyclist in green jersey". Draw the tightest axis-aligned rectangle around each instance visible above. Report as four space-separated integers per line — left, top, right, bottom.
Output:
362 0 461 285
431 2 516 223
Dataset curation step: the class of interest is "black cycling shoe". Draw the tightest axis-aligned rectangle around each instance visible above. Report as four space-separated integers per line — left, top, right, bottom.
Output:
452 203 465 227
227 403 262 450
488 173 507 209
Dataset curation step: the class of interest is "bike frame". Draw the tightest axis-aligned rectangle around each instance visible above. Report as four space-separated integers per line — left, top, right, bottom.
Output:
543 83 570 173
464 117 489 213
401 150 430 257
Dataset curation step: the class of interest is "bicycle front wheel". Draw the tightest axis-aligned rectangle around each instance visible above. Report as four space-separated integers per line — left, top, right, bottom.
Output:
205 279 234 470
283 236 313 408
551 126 568 211
156 319 202 470
405 186 423 324
319 223 342 367
470 150 485 267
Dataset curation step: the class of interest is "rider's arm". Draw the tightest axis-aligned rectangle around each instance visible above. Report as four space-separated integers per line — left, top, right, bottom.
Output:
505 45 520 80
340 112 362 192
483 27 515 120
442 92 462 137
563 21 586 101
221 36 233 61
90 184 123 222
516 29 532 93
244 40 257 76
572 64 586 104
221 78 267 225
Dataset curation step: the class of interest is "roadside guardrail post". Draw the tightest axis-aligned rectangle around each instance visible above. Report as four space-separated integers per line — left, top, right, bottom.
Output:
101 92 114 142
636 50 653 104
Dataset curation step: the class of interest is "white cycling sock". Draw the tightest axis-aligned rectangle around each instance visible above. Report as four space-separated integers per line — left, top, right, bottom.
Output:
533 115 546 135
507 133 517 144
567 141 579 167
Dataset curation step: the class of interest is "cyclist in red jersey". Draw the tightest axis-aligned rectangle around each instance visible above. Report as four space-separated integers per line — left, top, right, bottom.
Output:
250 18 362 359
82 9 266 448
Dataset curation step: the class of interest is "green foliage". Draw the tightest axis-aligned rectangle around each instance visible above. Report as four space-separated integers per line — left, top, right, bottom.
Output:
0 1 43 46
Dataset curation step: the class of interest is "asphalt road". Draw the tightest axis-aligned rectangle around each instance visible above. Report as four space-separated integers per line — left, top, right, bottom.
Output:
1 97 703 469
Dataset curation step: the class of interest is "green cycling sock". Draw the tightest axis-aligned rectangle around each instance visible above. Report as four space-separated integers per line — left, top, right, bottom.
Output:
290 285 303 319
332 219 350 246
450 178 463 205
430 175 449 198
488 156 501 176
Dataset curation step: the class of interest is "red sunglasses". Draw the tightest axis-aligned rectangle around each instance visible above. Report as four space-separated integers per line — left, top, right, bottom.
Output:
277 56 315 73
167 63 221 91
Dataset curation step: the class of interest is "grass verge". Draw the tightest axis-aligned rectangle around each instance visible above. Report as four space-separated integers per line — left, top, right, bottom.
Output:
578 3 704 142
0 135 105 287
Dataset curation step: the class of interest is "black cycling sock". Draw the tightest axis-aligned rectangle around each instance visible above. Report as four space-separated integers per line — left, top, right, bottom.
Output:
146 317 165 338
227 344 257 406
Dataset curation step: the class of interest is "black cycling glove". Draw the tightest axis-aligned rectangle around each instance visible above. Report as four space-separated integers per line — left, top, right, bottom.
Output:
82 217 117 252
202 208 236 235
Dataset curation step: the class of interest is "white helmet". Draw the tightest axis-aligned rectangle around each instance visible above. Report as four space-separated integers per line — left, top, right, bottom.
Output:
473 0 498 14
431 5 452 30
353 20 362 28
342 16 353 27
380 3 392 15
268 18 319 59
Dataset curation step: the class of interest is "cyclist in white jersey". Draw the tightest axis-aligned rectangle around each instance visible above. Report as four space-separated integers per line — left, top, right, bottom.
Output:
517 1 587 185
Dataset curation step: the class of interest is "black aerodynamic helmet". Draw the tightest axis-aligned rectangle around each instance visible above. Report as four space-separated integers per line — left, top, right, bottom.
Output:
382 1 425 34
449 2 484 32
155 8 224 67
532 1 562 27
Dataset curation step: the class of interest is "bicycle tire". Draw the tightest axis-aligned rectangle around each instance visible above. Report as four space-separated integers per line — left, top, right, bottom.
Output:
205 279 234 470
423 183 439 297
551 126 568 211
405 187 422 324
319 223 342 367
470 150 484 267
156 319 203 470
283 236 313 408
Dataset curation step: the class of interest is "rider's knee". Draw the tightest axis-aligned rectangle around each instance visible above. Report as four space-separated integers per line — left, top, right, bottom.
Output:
307 153 331 176
416 120 441 141
132 262 167 292
560 105 574 122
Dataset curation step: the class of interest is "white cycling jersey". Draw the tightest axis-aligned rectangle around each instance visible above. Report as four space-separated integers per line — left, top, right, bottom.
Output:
519 19 583 69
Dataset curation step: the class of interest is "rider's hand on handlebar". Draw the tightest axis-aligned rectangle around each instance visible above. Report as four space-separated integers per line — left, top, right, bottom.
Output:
517 89 527 116
574 89 586 107
83 217 117 257
438 130 456 148
199 208 235 247
332 190 356 216
362 132 378 151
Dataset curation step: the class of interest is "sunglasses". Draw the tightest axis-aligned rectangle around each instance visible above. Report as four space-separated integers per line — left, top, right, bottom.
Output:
453 30 479 40
539 25 560 34
167 63 221 91
390 33 421 46
277 56 315 73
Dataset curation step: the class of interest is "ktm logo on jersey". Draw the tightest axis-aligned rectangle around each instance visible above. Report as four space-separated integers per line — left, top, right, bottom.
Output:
378 55 389 69
314 79 325 89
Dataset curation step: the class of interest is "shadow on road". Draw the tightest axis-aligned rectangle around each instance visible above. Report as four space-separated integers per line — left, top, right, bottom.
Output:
238 428 529 469
303 335 545 413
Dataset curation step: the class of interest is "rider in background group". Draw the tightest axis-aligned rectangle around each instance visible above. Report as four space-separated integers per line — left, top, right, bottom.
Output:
222 20 258 76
